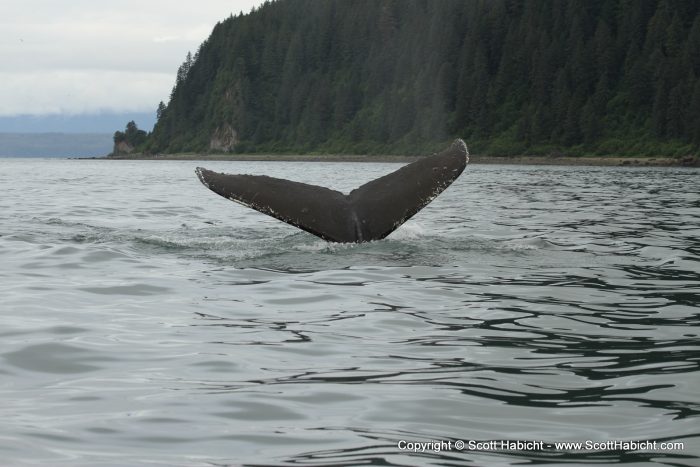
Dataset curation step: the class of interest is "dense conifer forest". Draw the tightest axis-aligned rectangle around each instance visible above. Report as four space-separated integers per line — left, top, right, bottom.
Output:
131 0 700 156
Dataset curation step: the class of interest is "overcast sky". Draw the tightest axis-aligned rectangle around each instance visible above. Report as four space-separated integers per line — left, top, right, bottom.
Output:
0 0 266 117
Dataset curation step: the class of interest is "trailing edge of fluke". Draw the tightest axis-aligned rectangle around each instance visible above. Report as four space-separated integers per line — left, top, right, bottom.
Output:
195 139 469 243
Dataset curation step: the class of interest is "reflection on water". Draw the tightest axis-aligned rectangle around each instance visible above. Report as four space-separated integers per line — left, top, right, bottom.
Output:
0 158 698 466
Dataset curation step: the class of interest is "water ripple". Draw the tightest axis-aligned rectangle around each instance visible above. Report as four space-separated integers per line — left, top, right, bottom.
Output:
0 159 698 465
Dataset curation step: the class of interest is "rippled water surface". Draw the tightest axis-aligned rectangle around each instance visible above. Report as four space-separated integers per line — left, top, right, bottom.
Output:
1 158 698 466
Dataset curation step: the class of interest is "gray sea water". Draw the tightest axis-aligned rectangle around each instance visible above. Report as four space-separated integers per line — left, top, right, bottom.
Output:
0 157 698 466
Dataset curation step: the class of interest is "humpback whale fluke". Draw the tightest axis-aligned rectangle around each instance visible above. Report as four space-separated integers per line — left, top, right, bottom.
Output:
195 139 469 243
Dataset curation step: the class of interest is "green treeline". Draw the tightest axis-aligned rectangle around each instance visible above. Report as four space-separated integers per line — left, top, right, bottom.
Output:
114 121 147 149
140 0 700 156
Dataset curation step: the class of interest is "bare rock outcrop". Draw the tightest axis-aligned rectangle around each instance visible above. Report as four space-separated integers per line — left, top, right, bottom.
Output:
210 125 238 152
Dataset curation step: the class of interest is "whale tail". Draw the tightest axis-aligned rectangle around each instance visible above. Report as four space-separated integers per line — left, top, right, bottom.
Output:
195 139 468 243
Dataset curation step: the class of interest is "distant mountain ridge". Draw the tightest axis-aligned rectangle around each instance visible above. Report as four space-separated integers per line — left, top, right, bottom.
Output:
140 0 700 156
0 113 155 134
0 133 113 157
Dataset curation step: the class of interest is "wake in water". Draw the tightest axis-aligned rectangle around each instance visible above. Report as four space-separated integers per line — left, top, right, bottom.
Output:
27 214 588 271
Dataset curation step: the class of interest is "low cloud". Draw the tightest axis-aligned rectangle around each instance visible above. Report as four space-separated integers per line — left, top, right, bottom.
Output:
0 71 173 116
0 0 264 116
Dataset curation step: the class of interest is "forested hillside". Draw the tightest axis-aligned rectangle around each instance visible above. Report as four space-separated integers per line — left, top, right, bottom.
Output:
140 0 700 156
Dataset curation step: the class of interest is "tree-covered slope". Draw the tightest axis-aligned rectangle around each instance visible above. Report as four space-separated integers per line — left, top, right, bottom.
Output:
142 0 700 156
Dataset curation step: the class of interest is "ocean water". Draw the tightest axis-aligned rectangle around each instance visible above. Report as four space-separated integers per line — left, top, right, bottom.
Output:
0 157 698 466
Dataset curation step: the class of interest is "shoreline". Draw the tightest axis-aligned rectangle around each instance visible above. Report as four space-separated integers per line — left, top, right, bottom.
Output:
95 153 699 167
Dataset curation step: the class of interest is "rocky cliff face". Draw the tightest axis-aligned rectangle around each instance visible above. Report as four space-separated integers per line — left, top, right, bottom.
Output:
111 141 135 156
209 125 238 152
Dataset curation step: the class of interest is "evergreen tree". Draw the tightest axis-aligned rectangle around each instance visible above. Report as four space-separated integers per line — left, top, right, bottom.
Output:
114 121 147 147
156 101 166 121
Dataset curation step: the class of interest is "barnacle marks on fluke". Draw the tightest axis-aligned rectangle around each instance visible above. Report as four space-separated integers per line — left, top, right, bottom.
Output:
195 139 468 243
